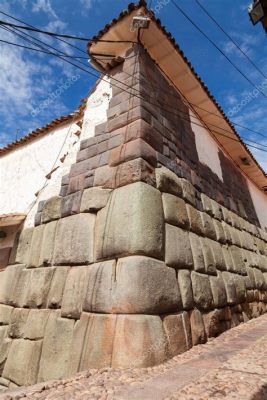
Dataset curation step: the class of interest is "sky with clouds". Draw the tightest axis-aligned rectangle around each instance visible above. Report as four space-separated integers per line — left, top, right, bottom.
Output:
0 0 266 172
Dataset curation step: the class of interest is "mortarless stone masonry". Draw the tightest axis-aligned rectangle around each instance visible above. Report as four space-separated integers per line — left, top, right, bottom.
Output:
0 44 267 390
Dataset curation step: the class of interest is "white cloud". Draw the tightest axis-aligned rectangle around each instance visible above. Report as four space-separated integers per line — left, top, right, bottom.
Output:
32 0 57 18
80 0 94 9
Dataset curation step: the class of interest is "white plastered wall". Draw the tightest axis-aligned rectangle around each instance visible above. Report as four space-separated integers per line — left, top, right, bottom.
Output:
247 179 267 231
0 78 111 228
189 109 267 230
189 109 223 181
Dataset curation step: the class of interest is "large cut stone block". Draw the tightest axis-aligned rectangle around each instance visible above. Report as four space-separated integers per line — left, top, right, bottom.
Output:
190 309 206 345
191 271 214 310
27 225 45 268
186 204 203 235
84 256 181 314
0 305 13 325
80 187 112 212
38 312 75 382
3 339 42 386
41 196 62 223
222 271 238 305
39 220 57 266
189 232 205 273
200 237 216 275
230 245 246 275
26 267 55 308
54 213 95 265
61 266 90 319
24 309 51 339
200 212 216 240
162 193 189 229
47 266 70 308
178 269 194 310
80 314 117 369
95 182 164 260
209 240 226 271
163 312 192 357
8 308 29 338
165 224 193 269
155 166 183 197
0 265 30 307
68 313 90 375
112 314 167 368
210 271 227 307
15 228 34 265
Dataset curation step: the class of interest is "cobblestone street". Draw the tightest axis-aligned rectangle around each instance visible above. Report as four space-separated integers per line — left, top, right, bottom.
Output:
1 314 267 400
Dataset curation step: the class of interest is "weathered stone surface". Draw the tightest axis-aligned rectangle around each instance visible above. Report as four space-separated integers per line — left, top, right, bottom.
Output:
178 269 194 310
61 191 83 217
1 266 30 308
0 305 13 325
26 267 55 308
68 313 89 375
253 268 266 290
95 182 164 260
180 179 196 206
209 240 226 271
210 271 227 308
155 166 183 197
3 339 42 386
38 313 75 382
41 196 62 223
230 245 246 275
109 138 157 167
54 214 95 265
191 271 214 310
0 326 11 368
8 308 29 338
186 204 203 235
39 220 57 266
165 224 193 269
222 271 238 305
202 309 227 338
222 245 234 272
189 232 205 273
201 193 212 215
0 265 24 305
210 198 223 220
80 187 112 213
27 225 45 268
213 219 226 244
162 193 189 229
80 313 117 369
61 266 90 319
163 313 192 357
200 237 216 275
24 309 51 339
200 213 216 240
84 256 181 314
47 266 70 309
15 228 34 265
222 222 232 244
230 227 241 247
190 309 206 345
112 314 167 368
233 275 247 303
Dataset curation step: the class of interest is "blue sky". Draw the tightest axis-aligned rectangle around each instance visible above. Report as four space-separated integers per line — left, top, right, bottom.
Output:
0 0 266 171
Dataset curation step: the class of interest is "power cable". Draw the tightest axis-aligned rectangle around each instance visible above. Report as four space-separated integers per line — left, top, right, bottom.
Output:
194 0 267 80
2 7 267 142
1 19 267 154
170 0 267 101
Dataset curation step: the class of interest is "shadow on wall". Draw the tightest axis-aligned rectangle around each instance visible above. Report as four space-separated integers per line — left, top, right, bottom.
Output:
251 383 267 400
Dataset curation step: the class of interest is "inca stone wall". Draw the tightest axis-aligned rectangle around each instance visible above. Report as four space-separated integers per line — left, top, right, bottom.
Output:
0 44 267 390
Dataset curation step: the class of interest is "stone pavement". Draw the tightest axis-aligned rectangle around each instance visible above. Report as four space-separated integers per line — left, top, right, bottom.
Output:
1 314 267 400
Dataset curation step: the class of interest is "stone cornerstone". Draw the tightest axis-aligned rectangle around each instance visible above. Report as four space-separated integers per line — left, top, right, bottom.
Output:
0 45 267 390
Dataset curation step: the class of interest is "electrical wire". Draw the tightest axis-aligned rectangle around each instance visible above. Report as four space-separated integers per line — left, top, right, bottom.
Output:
0 17 137 43
2 7 267 142
170 0 267 101
194 0 267 81
0 38 89 59
1 16 267 154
